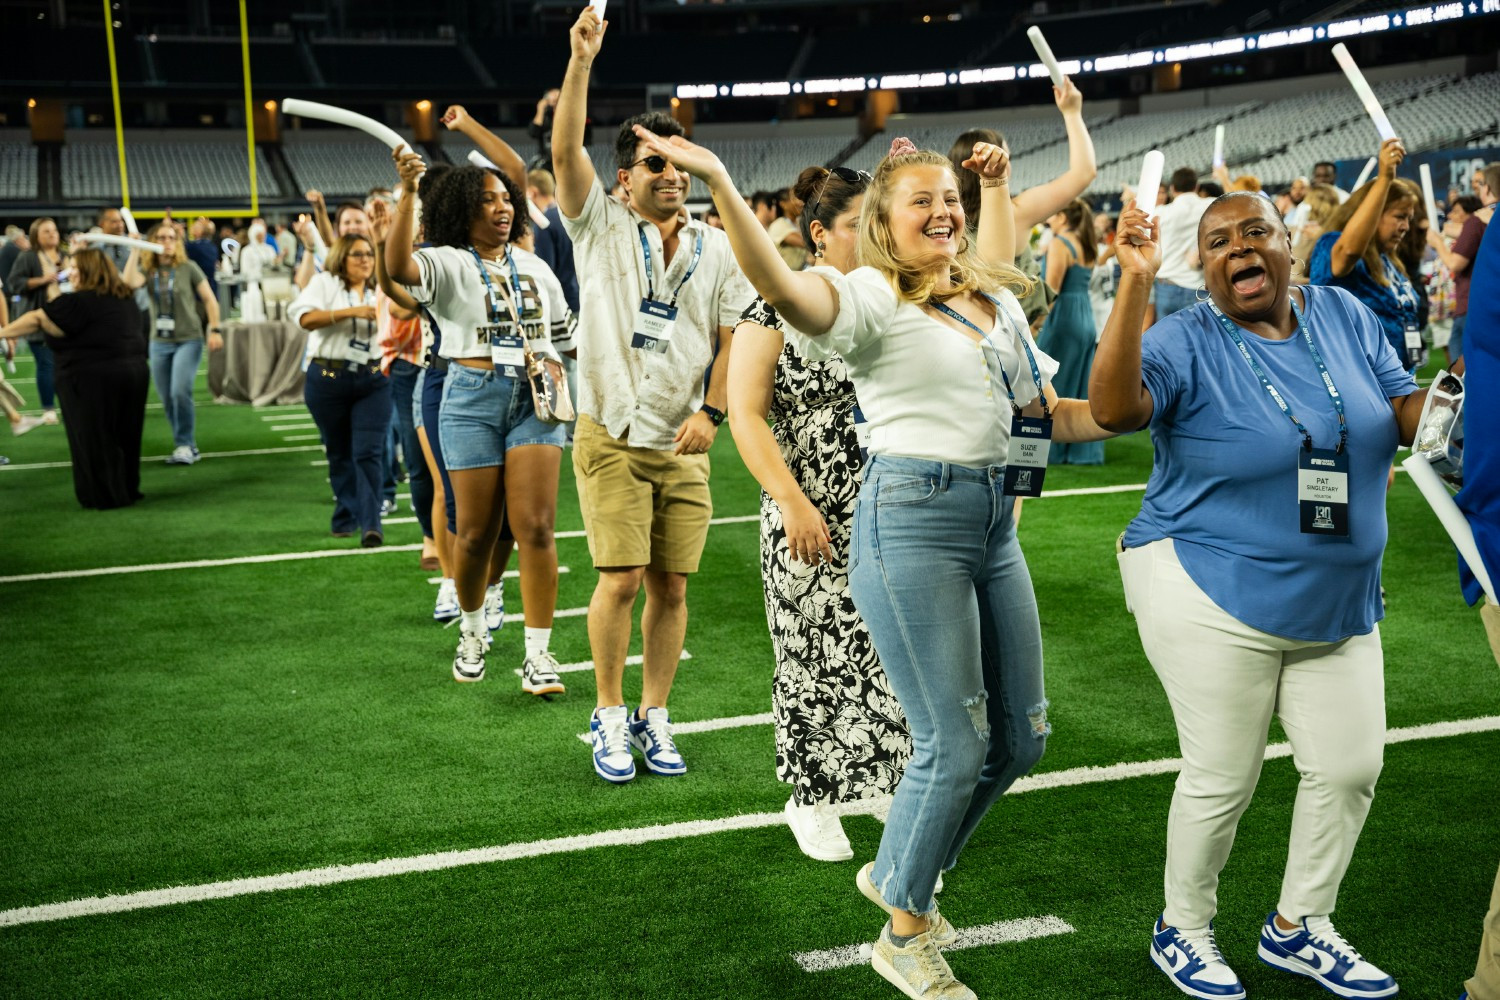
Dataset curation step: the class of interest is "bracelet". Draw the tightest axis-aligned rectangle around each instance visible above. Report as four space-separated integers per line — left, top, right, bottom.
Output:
980 179 1010 189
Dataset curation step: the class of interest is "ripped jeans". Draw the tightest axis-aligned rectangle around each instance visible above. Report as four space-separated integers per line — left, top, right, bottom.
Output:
850 455 1049 918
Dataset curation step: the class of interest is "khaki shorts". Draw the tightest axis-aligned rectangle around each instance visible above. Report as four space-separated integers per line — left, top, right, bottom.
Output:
572 414 713 573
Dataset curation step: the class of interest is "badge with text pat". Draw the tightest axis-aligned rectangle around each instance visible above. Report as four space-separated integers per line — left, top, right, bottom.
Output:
632 299 677 353
1003 416 1052 497
1298 447 1349 536
482 322 525 378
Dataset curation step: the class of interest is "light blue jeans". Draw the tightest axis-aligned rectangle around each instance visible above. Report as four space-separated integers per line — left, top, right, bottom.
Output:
1154 280 1199 321
850 455 1050 917
148 338 203 449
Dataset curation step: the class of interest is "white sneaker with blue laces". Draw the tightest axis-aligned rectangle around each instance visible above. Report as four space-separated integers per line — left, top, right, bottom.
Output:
483 583 504 632
1150 917 1246 999
1257 913 1398 998
590 705 636 784
629 706 686 775
433 578 460 623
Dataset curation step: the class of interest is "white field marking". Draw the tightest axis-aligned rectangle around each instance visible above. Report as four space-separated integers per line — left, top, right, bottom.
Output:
281 434 323 442
514 648 687 677
270 423 318 432
505 605 587 624
1037 483 1146 498
550 513 758 541
0 545 425 584
383 517 418 526
572 710 772 743
259 412 309 420
792 915 1077 973
5 377 35 384
1 715 1493 929
430 567 570 585
0 444 324 472
310 460 328 466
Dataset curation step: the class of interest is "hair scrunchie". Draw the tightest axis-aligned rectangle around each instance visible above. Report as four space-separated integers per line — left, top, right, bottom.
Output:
888 137 919 158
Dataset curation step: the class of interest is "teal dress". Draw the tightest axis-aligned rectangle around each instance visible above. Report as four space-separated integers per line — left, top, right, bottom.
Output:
1037 236 1103 465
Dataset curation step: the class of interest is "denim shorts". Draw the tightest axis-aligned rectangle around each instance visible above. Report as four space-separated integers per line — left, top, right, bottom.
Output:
438 363 565 471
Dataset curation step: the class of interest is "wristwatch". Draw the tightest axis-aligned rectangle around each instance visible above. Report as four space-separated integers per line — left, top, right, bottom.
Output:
700 404 726 426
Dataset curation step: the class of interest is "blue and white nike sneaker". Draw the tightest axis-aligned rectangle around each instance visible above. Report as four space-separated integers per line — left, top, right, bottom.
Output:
589 705 635 784
1257 913 1398 997
629 706 686 776
1150 917 1246 999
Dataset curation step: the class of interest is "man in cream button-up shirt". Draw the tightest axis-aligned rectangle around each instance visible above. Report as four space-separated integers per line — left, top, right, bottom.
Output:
555 6 754 785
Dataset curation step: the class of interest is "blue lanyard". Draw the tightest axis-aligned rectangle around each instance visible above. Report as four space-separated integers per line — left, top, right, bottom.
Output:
469 247 522 324
346 286 372 342
153 267 175 316
1382 256 1418 323
638 225 703 306
930 294 1051 418
1208 294 1347 452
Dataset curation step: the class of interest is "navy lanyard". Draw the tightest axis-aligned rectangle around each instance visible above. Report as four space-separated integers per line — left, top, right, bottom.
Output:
930 294 1051 418
638 225 703 306
1209 294 1347 452
1382 256 1418 325
154 267 175 317
469 247 523 324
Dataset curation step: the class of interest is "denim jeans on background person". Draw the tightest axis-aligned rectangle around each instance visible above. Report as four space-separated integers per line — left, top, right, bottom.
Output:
389 358 433 538
848 454 1050 917
148 338 204 449
27 337 56 410
1449 312 1468 366
303 363 392 537
1154 280 1199 322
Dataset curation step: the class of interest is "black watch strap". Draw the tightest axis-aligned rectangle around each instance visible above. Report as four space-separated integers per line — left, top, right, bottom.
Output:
700 404 725 426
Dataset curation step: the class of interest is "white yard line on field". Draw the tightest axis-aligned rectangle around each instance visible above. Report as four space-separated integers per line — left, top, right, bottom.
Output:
269 424 318 432
2 715 1493 929
514 649 688 677
0 445 324 472
792 915 1077 972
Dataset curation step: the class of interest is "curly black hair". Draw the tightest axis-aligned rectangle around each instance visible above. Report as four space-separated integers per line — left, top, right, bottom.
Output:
420 165 529 248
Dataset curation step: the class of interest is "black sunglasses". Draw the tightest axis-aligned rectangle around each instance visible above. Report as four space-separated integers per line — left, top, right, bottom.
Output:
628 155 670 174
809 167 872 219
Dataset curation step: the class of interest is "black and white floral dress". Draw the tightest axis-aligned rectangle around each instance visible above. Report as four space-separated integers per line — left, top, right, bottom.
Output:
742 297 910 805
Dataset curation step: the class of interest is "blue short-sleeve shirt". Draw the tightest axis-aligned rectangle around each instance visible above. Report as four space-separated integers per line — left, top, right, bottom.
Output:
1122 285 1417 642
1308 231 1419 363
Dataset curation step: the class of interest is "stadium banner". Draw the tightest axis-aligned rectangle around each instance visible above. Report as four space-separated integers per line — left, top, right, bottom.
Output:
1337 146 1498 199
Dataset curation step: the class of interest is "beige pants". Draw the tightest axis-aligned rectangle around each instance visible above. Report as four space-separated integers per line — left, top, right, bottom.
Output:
1119 538 1386 929
1466 602 1500 1000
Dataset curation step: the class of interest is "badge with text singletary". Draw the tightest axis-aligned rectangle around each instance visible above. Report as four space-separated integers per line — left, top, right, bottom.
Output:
1298 447 1349 536
632 299 677 353
1004 416 1052 497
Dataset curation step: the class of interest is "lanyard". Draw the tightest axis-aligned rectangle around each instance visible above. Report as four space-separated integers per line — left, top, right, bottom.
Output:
638 225 703 305
1382 256 1418 323
1209 294 1347 452
469 247 523 325
154 267 175 317
930 294 1051 418
346 286 372 342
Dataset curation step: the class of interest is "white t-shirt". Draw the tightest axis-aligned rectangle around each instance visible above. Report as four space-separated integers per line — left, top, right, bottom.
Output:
287 271 380 364
402 244 572 361
785 266 1059 468
1155 191 1212 289
561 177 755 451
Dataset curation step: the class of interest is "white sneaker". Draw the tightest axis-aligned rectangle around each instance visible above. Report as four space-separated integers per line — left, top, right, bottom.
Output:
452 629 486 682
483 583 504 631
520 651 565 696
784 797 854 862
590 705 636 783
40 409 58 425
857 862 958 949
871 922 975 1000
1151 917 1246 1000
166 445 196 465
10 415 42 437
433 579 460 622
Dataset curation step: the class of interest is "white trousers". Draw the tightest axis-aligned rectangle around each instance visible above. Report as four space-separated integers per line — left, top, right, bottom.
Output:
1119 538 1386 929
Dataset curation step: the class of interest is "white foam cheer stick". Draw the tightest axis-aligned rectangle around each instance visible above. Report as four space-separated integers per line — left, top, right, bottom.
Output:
591 0 607 21
1353 156 1378 189
1419 162 1440 233
75 232 165 254
468 151 550 230
1026 27 1066 89
1213 125 1225 168
282 98 411 154
120 207 138 235
1128 150 1165 244
1402 453 1496 603
1330 43 1395 142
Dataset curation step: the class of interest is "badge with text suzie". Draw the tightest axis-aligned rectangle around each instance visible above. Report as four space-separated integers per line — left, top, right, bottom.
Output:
1004 415 1053 497
1297 447 1349 536
481 321 525 378
632 299 677 353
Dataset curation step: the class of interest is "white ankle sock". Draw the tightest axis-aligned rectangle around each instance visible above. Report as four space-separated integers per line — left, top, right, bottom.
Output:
524 627 551 658
461 608 485 635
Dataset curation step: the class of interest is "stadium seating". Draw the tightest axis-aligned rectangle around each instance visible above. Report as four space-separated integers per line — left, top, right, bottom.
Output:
0 141 38 201
59 136 283 201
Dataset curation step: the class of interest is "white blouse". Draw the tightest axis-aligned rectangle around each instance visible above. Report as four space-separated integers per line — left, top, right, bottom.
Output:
288 272 380 364
785 266 1058 468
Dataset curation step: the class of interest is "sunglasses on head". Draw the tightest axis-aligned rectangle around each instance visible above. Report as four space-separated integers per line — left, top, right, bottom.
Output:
629 155 670 174
809 167 872 219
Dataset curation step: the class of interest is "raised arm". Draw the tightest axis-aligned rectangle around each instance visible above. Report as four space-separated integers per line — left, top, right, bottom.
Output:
1329 138 1404 278
121 248 144 289
1011 79 1098 231
1089 203 1161 431
1425 224 1473 276
368 198 419 312
728 321 832 565
961 141 1015 267
631 126 839 335
306 190 335 247
444 105 527 190
384 149 426 288
554 8 606 219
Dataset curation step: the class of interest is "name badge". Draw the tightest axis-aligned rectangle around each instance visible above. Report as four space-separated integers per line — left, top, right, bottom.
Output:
347 337 372 365
1404 323 1422 368
632 299 677 353
155 315 176 338
1298 448 1350 537
1003 415 1052 497
481 322 525 378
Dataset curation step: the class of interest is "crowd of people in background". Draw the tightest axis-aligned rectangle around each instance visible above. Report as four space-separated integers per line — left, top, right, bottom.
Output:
1 12 1497 995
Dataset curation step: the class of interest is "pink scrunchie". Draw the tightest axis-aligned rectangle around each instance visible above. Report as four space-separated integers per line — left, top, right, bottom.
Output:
888 137 919 158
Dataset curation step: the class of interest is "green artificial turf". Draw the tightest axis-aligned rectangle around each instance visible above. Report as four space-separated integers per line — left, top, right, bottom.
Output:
2 362 1497 998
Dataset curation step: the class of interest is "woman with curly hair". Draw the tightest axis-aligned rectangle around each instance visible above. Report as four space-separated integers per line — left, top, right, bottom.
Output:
637 125 1114 999
386 152 575 695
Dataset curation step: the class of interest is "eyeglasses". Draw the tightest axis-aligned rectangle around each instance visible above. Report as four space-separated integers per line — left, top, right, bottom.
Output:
346 251 376 259
628 155 670 174
809 167 872 220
